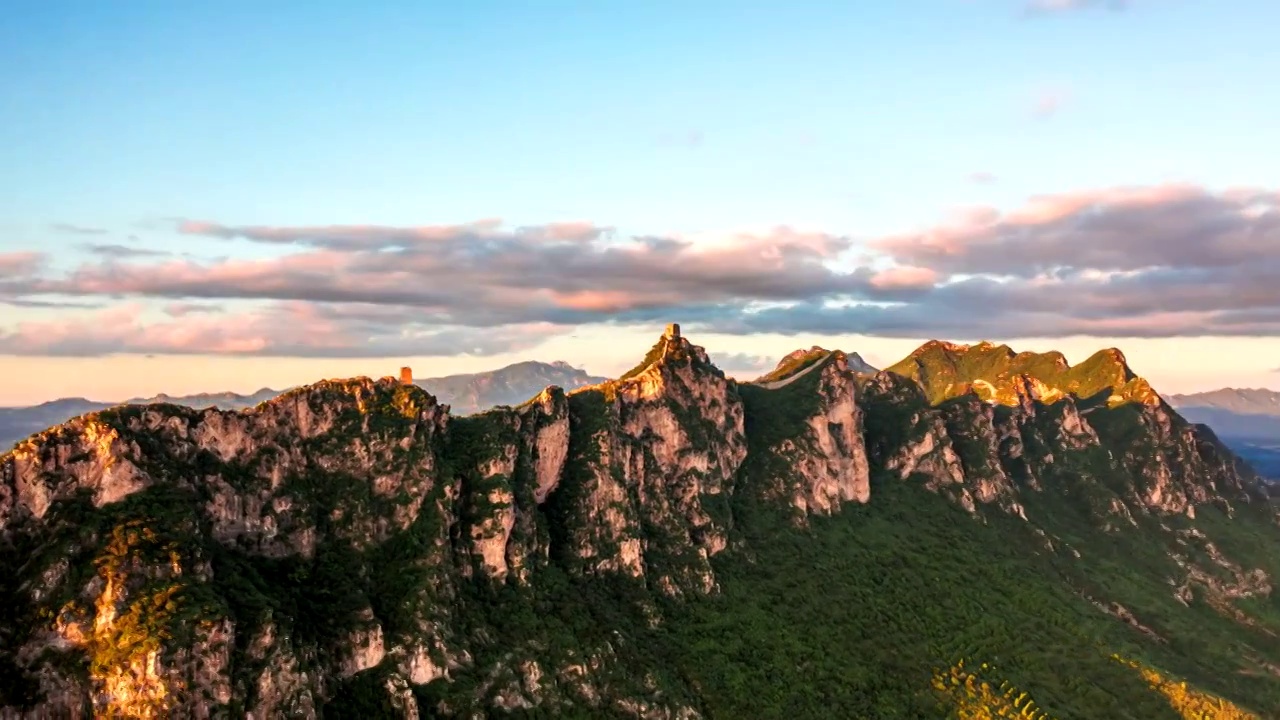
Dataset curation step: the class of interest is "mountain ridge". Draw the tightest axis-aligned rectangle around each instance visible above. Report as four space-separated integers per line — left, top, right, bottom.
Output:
0 331 1276 718
1170 387 1280 416
1169 388 1280 480
885 340 1159 409
0 361 608 453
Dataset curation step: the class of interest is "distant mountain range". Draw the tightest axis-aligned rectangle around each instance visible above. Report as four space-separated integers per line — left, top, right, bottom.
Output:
1168 388 1280 480
0 394 277 454
413 360 606 414
0 361 605 451
1168 387 1280 417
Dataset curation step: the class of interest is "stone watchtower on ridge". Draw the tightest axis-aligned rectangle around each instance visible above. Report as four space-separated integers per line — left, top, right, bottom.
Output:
664 323 681 340
399 367 413 385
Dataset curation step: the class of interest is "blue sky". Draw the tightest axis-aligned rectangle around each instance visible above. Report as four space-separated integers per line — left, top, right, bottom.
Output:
2 0 1280 404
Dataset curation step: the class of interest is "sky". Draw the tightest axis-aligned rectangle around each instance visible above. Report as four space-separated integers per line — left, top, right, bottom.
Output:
2 0 1280 405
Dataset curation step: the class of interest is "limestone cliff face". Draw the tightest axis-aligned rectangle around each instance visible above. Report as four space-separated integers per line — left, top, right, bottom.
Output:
0 332 1272 719
3 377 449 552
740 351 872 519
876 341 1261 520
858 372 968 500
786 353 872 513
454 386 570 584
0 334 754 717
0 377 458 719
2 415 149 528
553 334 747 596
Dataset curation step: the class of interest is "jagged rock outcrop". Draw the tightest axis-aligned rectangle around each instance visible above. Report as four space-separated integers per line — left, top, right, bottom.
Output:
2 416 150 526
881 340 1260 518
553 333 747 595
0 334 753 717
455 386 570 583
1 377 458 719
780 353 872 513
0 331 1274 718
737 351 872 520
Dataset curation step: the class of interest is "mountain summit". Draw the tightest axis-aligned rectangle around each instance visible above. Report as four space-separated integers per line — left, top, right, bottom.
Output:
0 329 1276 718
885 341 1159 408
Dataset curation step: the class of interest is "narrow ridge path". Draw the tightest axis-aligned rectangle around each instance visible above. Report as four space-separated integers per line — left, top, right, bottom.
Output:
753 352 831 390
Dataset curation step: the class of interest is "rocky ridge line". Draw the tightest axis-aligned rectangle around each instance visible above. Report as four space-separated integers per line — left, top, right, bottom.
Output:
0 331 1271 718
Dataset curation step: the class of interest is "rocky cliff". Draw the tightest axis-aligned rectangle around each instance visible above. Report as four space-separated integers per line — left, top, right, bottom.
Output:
0 331 1276 719
878 341 1262 518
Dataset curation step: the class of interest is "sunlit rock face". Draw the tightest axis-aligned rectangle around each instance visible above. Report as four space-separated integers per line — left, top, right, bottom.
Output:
876 341 1260 517
737 351 873 521
3 417 149 526
553 333 748 596
0 331 1269 718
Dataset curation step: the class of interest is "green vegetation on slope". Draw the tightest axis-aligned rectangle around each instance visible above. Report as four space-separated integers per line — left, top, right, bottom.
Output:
886 341 1155 408
12 468 1270 718
671 469 1271 719
721 376 1277 719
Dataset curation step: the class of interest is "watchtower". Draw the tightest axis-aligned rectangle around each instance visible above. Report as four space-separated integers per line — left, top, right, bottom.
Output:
399 366 413 385
664 323 681 340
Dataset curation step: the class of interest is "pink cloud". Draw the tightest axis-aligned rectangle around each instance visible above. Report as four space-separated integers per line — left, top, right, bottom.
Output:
0 251 46 276
1057 311 1220 336
0 303 315 356
4 189 1279 349
549 290 648 313
0 302 559 358
541 221 615 242
163 302 222 317
876 183 1261 277
869 266 940 291
28 224 859 325
1004 184 1203 225
177 218 514 249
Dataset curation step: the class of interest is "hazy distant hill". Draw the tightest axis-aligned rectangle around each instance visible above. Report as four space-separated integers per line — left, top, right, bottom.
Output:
0 361 605 451
0 389 282 453
415 360 606 415
1169 387 1280 418
1169 388 1280 479
0 398 113 452
126 388 282 410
